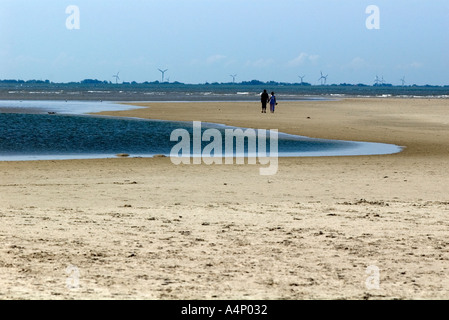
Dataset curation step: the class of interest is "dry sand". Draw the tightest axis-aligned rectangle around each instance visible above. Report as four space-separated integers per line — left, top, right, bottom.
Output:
0 98 448 300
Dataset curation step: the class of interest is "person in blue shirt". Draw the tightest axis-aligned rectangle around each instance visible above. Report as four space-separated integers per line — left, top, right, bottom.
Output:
269 92 277 113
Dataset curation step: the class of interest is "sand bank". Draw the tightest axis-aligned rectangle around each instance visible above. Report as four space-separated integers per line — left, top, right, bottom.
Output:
0 98 448 299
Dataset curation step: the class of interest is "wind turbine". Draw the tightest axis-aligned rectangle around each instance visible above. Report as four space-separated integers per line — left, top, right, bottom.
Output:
318 71 328 85
298 75 305 85
113 72 120 84
158 69 168 83
400 76 406 86
374 75 380 86
230 74 237 83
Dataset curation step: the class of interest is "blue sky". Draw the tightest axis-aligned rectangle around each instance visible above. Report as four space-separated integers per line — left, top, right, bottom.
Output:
1 0 448 85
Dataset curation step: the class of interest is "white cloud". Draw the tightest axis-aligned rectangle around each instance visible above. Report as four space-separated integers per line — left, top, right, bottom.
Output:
11 54 45 66
288 53 307 66
287 52 319 67
206 54 227 64
245 58 274 68
52 52 76 68
343 57 368 70
397 61 423 70
410 61 423 68
308 55 320 63
190 54 227 66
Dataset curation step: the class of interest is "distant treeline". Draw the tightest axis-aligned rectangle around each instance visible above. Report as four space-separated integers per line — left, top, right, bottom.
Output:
0 79 447 88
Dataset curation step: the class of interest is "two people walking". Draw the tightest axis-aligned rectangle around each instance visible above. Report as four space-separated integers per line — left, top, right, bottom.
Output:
261 89 277 113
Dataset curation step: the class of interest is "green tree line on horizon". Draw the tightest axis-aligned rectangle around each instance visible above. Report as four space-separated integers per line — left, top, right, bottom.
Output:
0 79 448 88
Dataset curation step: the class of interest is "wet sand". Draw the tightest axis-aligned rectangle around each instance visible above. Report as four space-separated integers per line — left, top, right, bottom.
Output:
0 98 448 299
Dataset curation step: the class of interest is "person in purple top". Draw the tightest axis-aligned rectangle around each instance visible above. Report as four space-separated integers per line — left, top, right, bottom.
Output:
269 92 277 113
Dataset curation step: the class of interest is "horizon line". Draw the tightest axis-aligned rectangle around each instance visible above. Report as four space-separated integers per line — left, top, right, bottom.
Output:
1 79 448 87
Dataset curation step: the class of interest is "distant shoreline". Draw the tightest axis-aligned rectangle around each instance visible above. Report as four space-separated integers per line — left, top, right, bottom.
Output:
0 94 447 103
0 82 448 102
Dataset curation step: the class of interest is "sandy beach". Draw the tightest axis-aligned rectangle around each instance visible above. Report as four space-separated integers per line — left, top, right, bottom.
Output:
0 97 448 300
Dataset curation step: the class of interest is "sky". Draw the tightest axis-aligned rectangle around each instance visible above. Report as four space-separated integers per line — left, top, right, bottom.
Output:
0 0 448 85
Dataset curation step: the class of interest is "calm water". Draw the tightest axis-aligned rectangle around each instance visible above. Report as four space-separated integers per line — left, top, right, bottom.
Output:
2 82 443 160
0 110 402 161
